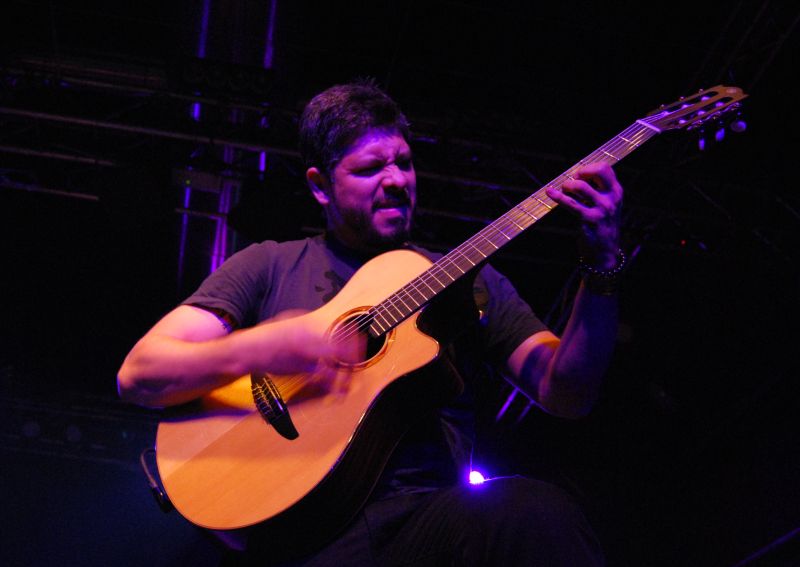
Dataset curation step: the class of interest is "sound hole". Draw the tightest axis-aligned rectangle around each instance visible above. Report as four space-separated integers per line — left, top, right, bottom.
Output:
332 310 392 369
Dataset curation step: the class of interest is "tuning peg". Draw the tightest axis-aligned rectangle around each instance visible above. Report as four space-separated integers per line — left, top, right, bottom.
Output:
698 129 707 151
730 118 747 132
715 127 726 142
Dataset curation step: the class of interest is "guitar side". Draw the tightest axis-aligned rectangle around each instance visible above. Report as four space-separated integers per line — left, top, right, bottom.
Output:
155 249 445 530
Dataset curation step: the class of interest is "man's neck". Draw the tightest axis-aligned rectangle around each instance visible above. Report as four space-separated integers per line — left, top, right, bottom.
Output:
323 231 409 261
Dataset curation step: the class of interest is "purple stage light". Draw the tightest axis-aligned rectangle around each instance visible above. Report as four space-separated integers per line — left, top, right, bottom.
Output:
197 0 211 59
263 0 277 69
468 470 486 485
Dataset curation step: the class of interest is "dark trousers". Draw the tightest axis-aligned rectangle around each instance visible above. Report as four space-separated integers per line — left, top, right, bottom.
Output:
227 476 604 566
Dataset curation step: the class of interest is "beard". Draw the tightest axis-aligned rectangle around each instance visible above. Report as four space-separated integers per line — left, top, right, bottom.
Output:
357 211 412 251
335 205 413 254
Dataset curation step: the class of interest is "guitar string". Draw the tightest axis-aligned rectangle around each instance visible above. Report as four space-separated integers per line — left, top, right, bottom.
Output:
327 121 657 348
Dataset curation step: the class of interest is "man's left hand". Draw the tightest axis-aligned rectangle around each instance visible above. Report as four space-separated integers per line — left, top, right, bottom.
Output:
545 162 623 269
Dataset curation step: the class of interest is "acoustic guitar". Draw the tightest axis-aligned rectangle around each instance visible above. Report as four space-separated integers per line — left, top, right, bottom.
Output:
155 86 747 546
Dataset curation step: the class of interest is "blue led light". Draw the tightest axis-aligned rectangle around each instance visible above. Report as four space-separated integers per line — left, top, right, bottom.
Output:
468 470 486 485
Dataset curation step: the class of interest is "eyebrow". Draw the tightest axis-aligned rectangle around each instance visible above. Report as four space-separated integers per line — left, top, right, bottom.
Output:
351 148 411 164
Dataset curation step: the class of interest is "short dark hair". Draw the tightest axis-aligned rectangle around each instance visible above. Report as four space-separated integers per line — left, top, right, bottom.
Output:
298 79 410 175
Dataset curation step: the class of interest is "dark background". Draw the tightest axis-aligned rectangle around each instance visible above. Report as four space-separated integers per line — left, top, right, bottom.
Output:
1 2 798 566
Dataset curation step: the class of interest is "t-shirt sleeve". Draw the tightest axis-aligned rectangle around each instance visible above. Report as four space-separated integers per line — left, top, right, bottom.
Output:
181 241 276 329
476 263 549 365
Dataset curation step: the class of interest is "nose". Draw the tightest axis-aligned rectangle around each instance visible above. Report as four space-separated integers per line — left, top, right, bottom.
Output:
381 164 408 190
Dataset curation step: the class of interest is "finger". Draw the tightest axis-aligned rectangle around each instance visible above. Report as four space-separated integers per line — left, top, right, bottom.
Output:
545 185 601 220
332 366 352 397
310 359 338 390
560 179 597 205
310 359 352 397
558 166 620 214
574 163 623 201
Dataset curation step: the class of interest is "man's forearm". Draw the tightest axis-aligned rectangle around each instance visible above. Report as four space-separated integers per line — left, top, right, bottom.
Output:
117 309 346 409
117 332 251 408
537 283 618 418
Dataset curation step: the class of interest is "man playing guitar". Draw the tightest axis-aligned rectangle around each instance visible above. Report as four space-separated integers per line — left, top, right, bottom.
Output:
118 80 622 566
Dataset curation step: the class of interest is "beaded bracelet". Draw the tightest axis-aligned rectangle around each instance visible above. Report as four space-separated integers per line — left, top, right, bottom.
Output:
578 249 627 295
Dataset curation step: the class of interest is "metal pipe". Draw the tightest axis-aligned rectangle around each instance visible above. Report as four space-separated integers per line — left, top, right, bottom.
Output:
0 144 117 167
0 106 299 157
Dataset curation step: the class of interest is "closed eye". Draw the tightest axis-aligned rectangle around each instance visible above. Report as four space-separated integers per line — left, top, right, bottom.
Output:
354 164 383 176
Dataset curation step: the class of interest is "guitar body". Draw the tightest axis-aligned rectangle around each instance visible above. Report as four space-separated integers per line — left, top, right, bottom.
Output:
156 249 464 541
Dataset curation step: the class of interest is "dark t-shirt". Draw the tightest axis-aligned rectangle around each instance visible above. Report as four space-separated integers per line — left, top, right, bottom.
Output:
183 233 547 498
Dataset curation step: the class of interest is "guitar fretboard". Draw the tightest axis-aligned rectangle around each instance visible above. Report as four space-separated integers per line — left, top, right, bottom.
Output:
367 119 661 337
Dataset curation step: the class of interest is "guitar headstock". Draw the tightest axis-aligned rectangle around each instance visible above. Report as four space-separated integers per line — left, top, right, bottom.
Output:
643 85 748 132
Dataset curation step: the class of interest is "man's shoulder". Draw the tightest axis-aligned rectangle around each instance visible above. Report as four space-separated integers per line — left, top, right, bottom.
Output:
405 242 442 262
234 235 322 260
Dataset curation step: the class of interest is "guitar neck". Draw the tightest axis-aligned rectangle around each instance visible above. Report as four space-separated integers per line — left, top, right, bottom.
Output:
367 119 662 336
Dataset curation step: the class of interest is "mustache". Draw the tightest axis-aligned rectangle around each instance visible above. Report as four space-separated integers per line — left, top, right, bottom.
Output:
373 195 412 209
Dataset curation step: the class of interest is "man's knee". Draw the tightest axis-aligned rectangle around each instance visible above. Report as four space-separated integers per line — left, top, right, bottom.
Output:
458 476 604 565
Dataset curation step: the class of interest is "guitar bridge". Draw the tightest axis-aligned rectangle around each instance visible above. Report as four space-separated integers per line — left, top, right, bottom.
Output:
251 374 299 440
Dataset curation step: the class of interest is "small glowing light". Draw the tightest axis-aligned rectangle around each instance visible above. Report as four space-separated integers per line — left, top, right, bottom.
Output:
468 470 486 485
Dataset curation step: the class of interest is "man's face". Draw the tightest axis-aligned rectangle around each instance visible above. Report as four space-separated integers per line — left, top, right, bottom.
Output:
324 128 416 252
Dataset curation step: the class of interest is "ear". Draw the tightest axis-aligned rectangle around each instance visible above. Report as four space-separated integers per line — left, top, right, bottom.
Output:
306 167 331 206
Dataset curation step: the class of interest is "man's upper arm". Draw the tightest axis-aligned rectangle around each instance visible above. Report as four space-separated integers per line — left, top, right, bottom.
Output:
145 304 233 343
505 329 560 397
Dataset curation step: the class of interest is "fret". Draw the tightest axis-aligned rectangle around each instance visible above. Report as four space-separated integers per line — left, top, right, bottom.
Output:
382 304 402 324
480 238 500 250
371 312 389 334
505 215 525 231
395 292 413 311
426 270 446 288
467 240 490 259
495 224 513 239
601 149 619 161
516 205 539 221
409 277 444 300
